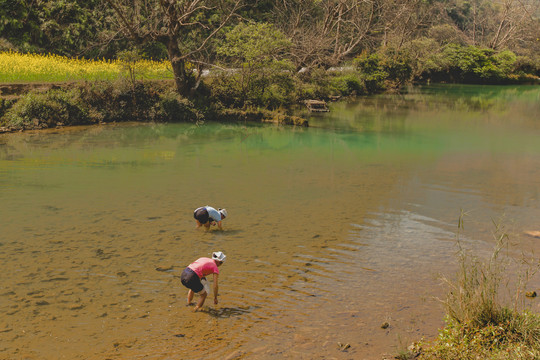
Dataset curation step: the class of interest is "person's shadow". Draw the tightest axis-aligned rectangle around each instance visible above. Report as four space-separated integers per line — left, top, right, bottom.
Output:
201 306 251 318
205 229 243 235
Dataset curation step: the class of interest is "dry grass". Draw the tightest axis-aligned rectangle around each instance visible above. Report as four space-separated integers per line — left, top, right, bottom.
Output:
411 212 540 360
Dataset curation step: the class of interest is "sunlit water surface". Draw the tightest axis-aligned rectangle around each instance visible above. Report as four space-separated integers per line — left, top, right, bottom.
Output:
1 85 539 359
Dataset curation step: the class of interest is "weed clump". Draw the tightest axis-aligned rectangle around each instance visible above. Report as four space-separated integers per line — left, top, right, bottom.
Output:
413 213 540 360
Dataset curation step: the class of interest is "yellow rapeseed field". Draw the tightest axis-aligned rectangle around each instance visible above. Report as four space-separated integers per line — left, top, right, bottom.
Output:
0 51 173 83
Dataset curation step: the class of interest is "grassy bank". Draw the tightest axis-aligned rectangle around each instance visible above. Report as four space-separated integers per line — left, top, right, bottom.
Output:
401 215 540 360
0 52 364 131
1 48 538 132
0 79 308 132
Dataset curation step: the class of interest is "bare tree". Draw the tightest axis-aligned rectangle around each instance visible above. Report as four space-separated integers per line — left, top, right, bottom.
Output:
488 0 539 50
274 0 381 69
103 0 242 96
443 0 540 52
379 0 439 50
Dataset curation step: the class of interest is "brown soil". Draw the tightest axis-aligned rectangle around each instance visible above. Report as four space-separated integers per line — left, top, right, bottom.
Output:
0 82 80 99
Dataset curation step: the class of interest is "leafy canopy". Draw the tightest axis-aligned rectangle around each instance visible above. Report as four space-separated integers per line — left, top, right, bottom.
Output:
217 22 291 64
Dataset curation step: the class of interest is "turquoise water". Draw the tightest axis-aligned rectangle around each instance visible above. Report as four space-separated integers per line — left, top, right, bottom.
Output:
1 84 539 359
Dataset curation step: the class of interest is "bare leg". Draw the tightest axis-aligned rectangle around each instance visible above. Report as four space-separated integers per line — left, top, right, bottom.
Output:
187 289 194 305
194 291 207 312
204 222 211 230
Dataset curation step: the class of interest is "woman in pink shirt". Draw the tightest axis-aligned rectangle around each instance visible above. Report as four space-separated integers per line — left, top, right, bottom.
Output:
180 251 226 311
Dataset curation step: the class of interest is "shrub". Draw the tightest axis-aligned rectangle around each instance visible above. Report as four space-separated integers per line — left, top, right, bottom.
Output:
0 98 15 120
152 91 202 123
513 56 540 78
77 80 162 122
330 73 365 96
2 89 88 129
493 51 517 77
425 45 520 83
354 53 388 93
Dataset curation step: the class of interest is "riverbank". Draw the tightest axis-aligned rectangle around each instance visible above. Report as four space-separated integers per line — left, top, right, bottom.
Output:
0 80 309 133
3 44 539 134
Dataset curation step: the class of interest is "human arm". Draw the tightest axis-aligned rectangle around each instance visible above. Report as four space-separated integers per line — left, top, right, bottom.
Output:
213 273 219 304
216 220 223 230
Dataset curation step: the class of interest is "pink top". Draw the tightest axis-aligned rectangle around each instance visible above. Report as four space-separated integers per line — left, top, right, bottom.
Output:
188 257 219 278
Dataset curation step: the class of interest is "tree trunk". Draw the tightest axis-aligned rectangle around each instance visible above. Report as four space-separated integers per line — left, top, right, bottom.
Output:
166 37 191 97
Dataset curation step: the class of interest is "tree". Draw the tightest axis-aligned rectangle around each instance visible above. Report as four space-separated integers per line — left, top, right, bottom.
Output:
378 0 441 50
103 0 243 96
0 0 42 51
272 0 381 70
444 0 540 52
215 22 293 107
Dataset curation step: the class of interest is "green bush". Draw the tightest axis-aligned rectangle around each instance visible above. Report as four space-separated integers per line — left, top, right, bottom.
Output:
209 64 295 109
380 49 413 87
0 80 203 130
425 45 520 83
77 80 162 122
514 56 540 78
0 98 15 120
402 38 442 81
2 89 89 129
152 90 202 123
290 68 334 100
354 53 388 93
330 73 365 96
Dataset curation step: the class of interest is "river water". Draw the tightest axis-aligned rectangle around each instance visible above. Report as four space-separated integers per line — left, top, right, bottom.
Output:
1 85 539 359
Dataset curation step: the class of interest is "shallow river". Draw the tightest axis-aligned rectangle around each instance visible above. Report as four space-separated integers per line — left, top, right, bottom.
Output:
1 85 539 359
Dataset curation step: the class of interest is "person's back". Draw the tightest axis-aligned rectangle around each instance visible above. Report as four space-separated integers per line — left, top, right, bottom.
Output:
193 206 228 230
188 257 219 278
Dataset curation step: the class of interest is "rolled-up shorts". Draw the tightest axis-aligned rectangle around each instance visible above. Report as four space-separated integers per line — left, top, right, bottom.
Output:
181 267 205 293
194 207 210 224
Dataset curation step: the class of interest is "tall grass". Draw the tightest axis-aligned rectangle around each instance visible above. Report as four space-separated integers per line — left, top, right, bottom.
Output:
441 213 509 328
413 212 540 360
0 51 173 83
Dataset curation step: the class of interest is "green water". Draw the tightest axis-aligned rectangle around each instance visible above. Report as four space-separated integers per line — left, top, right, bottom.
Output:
1 84 539 359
